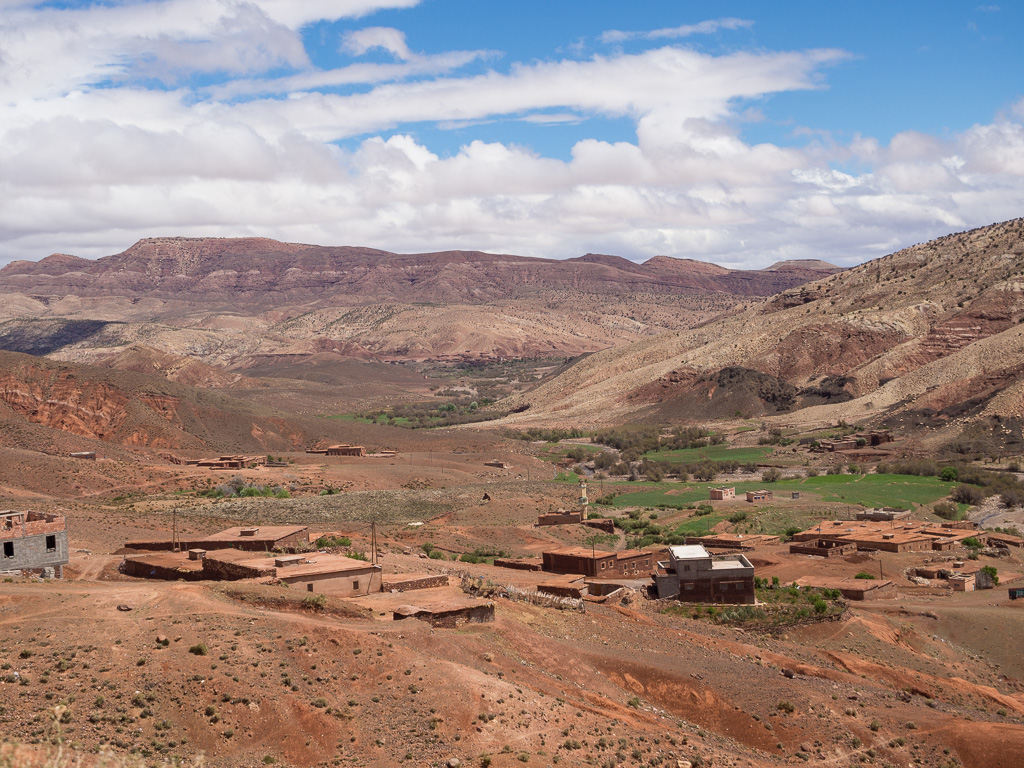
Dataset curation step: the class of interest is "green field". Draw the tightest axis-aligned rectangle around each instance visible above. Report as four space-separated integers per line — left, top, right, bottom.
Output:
607 473 956 511
641 444 773 463
671 513 730 536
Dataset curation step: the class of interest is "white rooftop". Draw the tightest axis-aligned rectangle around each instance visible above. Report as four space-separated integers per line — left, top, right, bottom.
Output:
669 545 711 560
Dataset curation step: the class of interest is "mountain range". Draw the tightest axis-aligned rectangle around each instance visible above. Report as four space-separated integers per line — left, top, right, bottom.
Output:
0 238 838 365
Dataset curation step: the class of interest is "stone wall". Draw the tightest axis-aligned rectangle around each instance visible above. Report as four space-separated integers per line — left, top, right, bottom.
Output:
381 574 449 592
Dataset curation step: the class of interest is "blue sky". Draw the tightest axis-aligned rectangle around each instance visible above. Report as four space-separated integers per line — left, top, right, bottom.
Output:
1 0 1022 267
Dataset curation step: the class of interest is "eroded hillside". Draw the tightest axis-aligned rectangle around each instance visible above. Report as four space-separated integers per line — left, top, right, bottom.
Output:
499 219 1024 448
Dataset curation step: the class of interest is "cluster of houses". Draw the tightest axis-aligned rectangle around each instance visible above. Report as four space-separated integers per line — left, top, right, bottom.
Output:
530 543 756 603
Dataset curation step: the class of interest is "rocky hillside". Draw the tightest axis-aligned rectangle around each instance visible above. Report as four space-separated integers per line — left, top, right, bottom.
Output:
499 218 1024 449
0 350 424 455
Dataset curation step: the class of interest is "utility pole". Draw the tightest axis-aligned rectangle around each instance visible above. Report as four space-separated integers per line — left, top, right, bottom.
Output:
370 521 378 566
172 509 180 553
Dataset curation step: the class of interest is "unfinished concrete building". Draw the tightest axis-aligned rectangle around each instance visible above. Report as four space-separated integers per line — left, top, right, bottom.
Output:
0 511 69 579
653 544 755 603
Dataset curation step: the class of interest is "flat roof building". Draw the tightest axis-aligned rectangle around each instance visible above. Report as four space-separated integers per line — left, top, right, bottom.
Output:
123 550 381 596
653 544 755 604
125 525 309 552
541 547 660 580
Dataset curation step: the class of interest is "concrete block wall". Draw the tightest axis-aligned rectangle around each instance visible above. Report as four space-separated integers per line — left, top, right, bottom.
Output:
0 529 68 578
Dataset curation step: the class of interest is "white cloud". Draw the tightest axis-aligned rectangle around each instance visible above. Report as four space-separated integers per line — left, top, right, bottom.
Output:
342 26 414 60
601 18 753 44
0 2 1023 272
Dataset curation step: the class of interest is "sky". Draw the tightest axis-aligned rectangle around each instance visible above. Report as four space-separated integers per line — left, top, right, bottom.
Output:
1 1 1023 269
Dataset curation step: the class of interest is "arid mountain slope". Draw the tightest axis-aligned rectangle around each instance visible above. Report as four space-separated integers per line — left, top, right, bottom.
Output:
0 350 430 455
499 218 1024 441
0 238 837 366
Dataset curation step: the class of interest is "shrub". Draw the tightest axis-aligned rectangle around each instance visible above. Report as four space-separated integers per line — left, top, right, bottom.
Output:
315 535 351 548
854 572 876 580
980 565 999 586
301 593 327 611
951 484 984 505
777 701 795 713
962 537 982 549
940 467 959 482
761 468 782 483
188 644 208 656
933 502 959 520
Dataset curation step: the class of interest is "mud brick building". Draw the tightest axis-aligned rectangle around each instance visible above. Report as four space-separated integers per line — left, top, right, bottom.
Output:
796 576 896 601
393 598 495 627
536 510 583 526
687 533 781 550
541 546 661 579
326 444 366 457
653 544 755 604
789 538 858 558
709 487 735 500
125 525 309 552
0 510 69 579
792 519 987 553
123 549 381 596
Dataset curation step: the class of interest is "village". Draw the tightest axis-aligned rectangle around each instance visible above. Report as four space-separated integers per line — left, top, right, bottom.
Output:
6 449 1023 629
4 425 1024 768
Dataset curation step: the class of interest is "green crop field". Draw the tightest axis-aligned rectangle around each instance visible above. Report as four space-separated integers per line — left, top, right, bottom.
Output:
325 413 376 424
672 514 730 536
641 444 772 463
607 473 955 511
